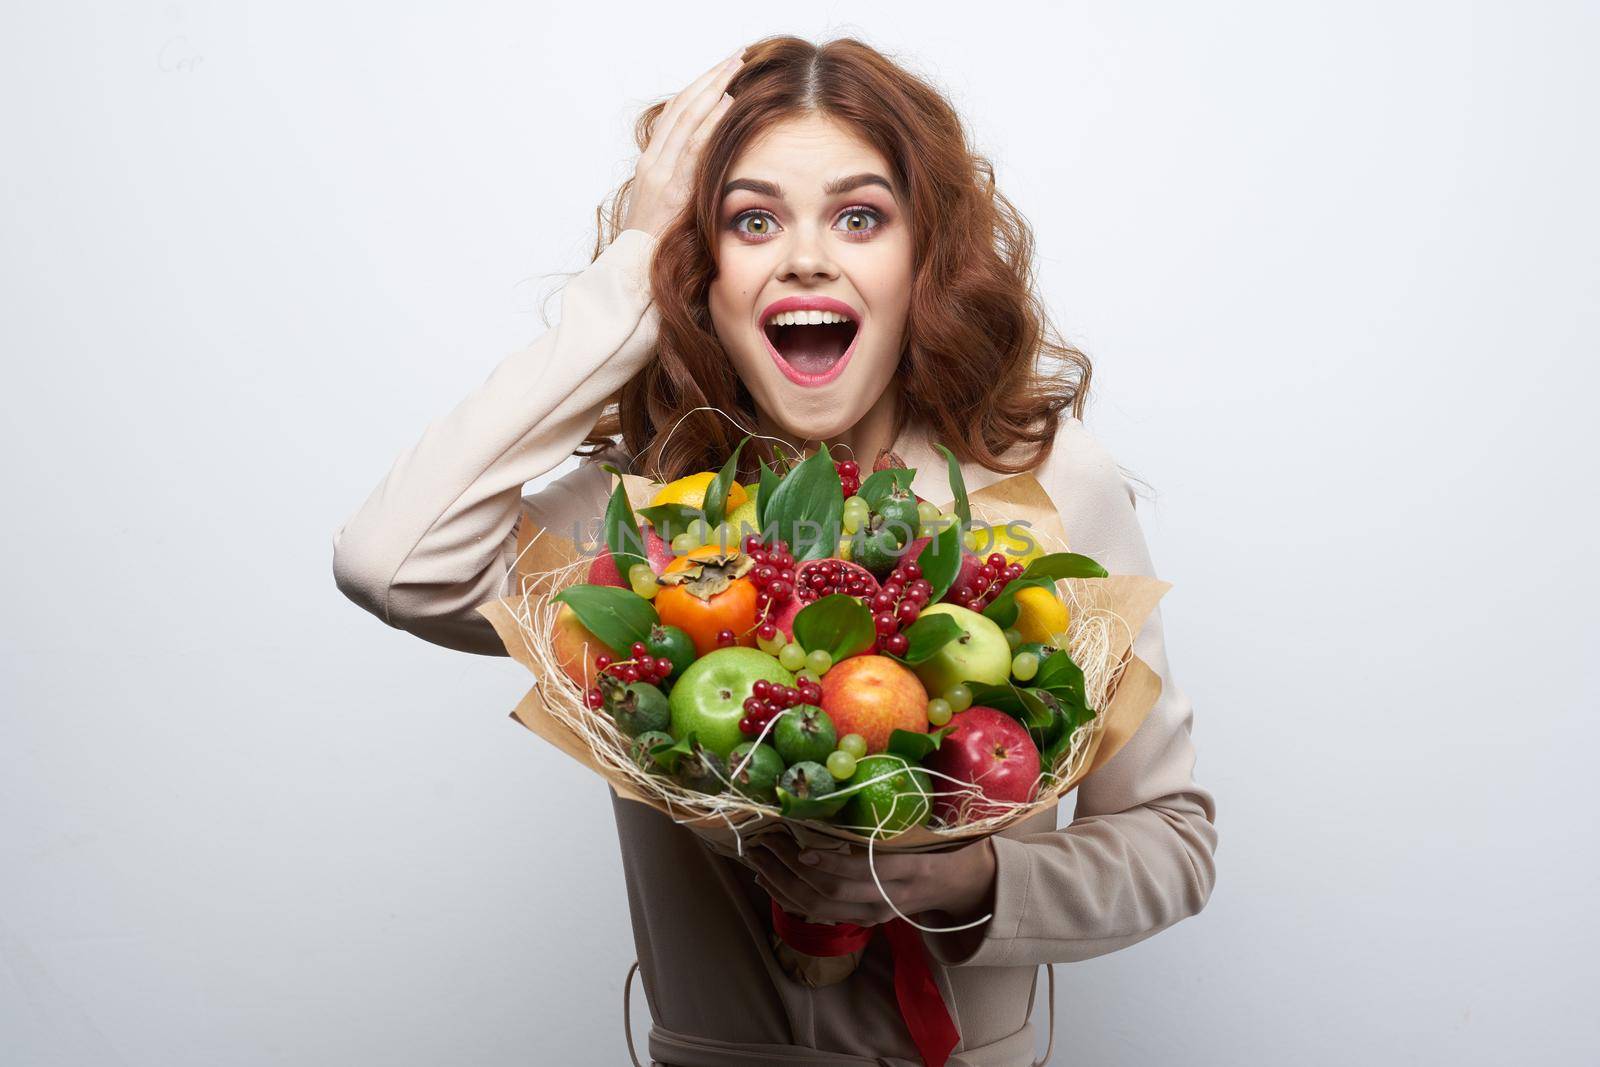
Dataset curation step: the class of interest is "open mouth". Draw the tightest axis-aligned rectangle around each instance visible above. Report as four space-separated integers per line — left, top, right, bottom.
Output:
761 319 861 385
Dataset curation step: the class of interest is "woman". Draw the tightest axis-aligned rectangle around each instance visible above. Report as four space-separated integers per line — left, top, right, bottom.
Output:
333 36 1217 1067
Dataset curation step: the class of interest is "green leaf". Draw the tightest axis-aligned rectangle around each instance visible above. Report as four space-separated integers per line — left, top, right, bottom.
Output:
702 438 748 529
965 681 1026 718
776 784 855 821
599 464 647 573
1021 551 1108 582
792 594 875 661
935 443 970 531
650 732 695 774
637 503 700 542
915 520 964 603
857 466 917 510
756 458 780 530
1039 724 1078 778
761 444 844 562
1014 686 1059 731
891 613 963 665
1034 648 1086 701
886 724 954 763
551 584 659 656
965 681 1056 731
982 576 1055 629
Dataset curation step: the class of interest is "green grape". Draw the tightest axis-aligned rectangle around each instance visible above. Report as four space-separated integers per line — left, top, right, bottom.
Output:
962 529 980 552
805 649 833 675
778 643 807 671
628 562 654 585
839 733 868 760
927 697 953 727
630 570 659 599
917 500 941 526
670 532 695 555
1011 651 1039 682
944 683 973 713
826 750 857 780
757 629 787 655
844 495 868 513
685 518 709 545
795 668 821 686
1003 628 1024 650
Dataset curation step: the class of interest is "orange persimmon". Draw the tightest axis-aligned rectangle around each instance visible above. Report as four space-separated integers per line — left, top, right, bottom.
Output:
655 546 759 657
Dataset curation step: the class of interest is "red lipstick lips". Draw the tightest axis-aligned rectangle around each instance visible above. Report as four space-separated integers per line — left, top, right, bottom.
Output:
757 296 862 387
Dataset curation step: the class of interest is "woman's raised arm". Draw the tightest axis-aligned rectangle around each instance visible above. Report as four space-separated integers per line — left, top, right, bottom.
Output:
331 52 741 656
330 228 660 655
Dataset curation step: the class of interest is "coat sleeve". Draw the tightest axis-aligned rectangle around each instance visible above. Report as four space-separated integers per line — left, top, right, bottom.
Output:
923 417 1219 967
330 228 659 656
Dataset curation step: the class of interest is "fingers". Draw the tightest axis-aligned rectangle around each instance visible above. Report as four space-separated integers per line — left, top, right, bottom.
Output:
656 60 741 176
641 52 742 169
752 853 887 926
755 839 910 909
766 835 926 885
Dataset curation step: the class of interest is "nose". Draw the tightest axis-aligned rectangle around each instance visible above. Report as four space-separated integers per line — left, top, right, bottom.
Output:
776 224 840 284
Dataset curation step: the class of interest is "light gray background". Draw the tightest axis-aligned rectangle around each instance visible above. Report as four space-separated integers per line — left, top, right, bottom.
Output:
4 2 1596 1064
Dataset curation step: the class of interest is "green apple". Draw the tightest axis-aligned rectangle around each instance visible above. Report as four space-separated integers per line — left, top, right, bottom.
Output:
912 604 1012 696
669 647 796 758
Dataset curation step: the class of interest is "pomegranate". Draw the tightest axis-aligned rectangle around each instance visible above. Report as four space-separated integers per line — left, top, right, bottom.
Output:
901 536 985 604
770 558 880 639
587 525 675 587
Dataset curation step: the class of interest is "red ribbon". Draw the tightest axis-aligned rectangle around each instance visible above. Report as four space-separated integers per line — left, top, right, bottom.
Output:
769 898 961 1067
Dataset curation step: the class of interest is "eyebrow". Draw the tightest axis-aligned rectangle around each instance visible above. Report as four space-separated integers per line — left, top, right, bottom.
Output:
721 173 896 200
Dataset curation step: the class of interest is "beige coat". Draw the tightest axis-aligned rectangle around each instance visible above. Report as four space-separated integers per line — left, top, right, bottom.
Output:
331 227 1218 1066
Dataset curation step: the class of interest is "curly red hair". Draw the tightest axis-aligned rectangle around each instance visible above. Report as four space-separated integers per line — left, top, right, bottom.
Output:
579 34 1091 482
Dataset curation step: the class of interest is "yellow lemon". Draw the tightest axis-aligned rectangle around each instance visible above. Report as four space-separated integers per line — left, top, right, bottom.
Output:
1012 585 1070 645
969 524 1047 566
650 471 749 512
723 498 760 547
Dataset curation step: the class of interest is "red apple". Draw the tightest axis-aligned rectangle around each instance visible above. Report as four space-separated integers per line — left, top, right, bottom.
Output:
926 706 1041 824
819 654 927 755
587 525 674 587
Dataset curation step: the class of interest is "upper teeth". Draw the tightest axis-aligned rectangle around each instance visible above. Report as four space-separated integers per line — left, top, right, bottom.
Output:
766 309 853 327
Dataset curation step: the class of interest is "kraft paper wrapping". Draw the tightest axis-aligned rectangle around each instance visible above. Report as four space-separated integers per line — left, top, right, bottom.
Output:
478 471 1170 857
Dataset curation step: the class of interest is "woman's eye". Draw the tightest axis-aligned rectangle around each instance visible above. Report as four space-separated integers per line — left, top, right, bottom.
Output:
730 207 885 239
734 210 776 236
837 207 882 236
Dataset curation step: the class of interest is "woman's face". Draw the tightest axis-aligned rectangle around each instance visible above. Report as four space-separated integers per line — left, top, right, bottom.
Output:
708 113 913 442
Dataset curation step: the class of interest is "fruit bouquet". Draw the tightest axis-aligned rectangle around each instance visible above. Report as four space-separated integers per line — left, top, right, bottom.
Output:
477 440 1169 993
473 441 1164 1023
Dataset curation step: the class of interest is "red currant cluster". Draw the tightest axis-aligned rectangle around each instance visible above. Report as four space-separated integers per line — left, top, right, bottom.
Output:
950 553 1028 612
744 535 797 613
835 459 861 498
582 644 675 709
864 559 934 657
739 677 825 736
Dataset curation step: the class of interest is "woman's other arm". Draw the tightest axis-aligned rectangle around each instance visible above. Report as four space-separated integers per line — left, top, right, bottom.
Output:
330 230 658 655
924 417 1219 966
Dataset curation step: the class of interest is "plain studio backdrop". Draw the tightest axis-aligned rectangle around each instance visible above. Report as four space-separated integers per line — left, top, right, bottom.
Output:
3 3 1597 1064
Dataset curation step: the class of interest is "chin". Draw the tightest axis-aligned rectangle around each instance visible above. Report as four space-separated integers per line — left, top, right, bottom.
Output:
763 401 867 443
